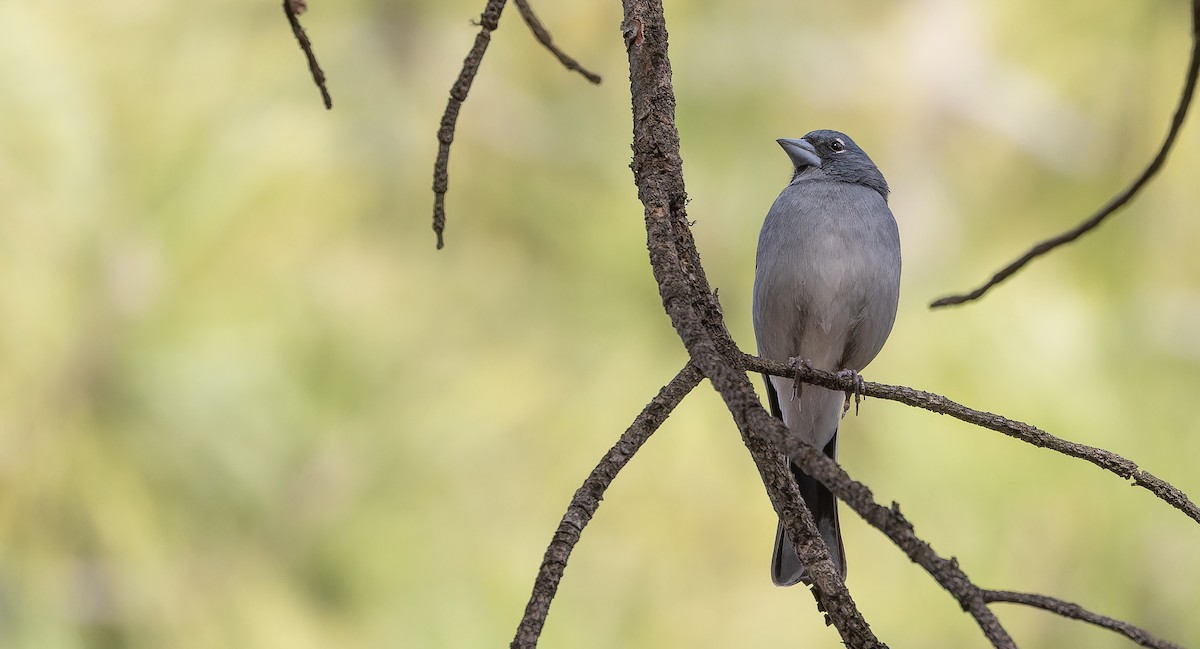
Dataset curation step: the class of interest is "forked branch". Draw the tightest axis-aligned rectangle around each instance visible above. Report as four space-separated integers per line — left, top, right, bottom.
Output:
428 0 1200 645
432 0 601 249
743 354 1200 525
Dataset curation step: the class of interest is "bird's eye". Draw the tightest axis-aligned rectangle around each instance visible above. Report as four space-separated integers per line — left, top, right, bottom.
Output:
830 139 846 153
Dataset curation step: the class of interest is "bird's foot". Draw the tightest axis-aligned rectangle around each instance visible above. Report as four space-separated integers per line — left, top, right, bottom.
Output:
837 369 865 417
787 357 816 402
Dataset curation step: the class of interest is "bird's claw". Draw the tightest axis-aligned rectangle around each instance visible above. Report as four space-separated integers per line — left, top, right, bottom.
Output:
837 369 865 417
787 357 815 402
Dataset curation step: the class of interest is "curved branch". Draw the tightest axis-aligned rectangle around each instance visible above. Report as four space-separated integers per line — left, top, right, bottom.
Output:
983 590 1185 649
511 362 704 649
930 0 1200 308
431 0 508 249
743 354 1200 525
514 0 602 84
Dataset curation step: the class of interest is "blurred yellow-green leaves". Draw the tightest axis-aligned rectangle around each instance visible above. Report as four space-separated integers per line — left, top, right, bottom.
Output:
0 0 1197 647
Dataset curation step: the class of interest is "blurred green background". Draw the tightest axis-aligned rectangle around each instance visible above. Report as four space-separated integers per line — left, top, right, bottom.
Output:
1 0 1198 647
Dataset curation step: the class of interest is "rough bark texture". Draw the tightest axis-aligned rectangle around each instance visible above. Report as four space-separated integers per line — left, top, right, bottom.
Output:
621 1 887 646
511 363 703 649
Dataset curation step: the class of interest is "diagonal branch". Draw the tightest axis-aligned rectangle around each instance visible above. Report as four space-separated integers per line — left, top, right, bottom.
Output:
983 590 1185 649
930 0 1200 309
433 0 1195 645
744 353 1200 525
431 0 508 250
744 404 1016 648
511 362 703 649
741 414 889 647
282 0 333 109
621 2 891 646
514 0 602 84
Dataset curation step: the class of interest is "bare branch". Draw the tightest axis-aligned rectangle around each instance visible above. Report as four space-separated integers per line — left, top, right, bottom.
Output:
744 426 888 647
983 590 1186 649
281 0 332 110
514 0 602 84
930 0 1200 308
743 353 1200 525
431 0 1196 643
743 405 1016 648
618 3 1023 645
511 362 704 649
620 2 891 645
432 1 508 250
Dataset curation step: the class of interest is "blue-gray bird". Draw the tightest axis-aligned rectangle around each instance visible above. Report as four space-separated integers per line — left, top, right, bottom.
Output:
753 129 901 586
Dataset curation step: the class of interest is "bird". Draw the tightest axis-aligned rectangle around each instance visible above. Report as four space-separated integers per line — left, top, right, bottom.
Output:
752 129 901 586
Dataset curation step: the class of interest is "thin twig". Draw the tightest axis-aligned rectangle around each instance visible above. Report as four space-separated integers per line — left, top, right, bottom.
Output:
511 362 704 649
930 0 1200 308
514 0 602 84
984 590 1185 649
281 0 332 110
744 354 1200 525
432 1 508 250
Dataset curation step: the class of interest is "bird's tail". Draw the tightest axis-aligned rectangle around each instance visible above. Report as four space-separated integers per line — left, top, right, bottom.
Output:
771 437 846 586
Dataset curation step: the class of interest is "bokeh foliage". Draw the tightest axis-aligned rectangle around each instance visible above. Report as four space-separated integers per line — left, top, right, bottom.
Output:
0 0 1197 647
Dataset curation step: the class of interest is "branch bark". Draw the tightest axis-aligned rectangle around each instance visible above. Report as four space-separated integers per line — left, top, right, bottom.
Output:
282 0 332 109
514 0 602 84
743 354 1200 525
983 590 1185 649
431 0 507 250
621 1 889 645
512 362 703 649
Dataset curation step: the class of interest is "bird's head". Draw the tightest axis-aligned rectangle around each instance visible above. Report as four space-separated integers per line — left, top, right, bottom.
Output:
777 129 889 199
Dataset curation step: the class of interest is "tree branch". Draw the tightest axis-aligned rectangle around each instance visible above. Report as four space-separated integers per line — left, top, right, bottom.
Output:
511 362 704 649
431 0 601 249
741 416 888 647
929 0 1200 308
281 0 332 110
429 0 1196 645
620 2 890 645
513 0 602 84
742 354 1200 525
983 590 1185 649
743 402 1017 647
431 0 508 250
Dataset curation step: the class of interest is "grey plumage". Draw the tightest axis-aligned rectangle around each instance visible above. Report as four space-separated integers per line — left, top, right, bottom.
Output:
752 129 901 586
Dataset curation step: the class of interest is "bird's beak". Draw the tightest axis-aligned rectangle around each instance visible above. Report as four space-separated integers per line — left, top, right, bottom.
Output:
777 138 822 170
